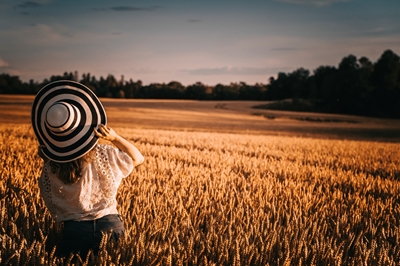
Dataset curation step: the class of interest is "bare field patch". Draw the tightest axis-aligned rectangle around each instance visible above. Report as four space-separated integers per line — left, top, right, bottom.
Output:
1 95 400 142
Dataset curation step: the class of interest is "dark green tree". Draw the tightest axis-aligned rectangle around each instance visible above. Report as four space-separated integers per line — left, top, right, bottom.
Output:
289 68 311 99
371 49 400 117
185 82 209 100
238 82 267 100
266 72 290 100
123 79 142 98
212 83 239 100
0 74 24 94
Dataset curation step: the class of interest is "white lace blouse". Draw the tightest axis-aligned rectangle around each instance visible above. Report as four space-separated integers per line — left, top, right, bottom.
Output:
38 144 134 223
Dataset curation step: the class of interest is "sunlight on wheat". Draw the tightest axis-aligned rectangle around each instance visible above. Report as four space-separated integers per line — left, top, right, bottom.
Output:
1 124 400 265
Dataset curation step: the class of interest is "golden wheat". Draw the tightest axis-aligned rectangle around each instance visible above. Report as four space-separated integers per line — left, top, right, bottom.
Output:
1 124 400 265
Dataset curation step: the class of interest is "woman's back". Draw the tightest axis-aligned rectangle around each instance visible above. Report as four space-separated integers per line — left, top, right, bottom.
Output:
39 144 134 223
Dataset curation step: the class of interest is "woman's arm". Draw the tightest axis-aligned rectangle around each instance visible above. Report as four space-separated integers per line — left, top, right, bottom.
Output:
94 124 145 167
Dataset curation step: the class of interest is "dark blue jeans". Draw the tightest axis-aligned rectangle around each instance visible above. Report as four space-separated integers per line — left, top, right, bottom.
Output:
56 214 125 258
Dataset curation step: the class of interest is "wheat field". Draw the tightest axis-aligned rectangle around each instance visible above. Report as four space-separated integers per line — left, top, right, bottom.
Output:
1 123 400 265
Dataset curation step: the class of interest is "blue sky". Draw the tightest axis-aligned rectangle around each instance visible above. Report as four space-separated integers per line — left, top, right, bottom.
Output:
1 0 399 86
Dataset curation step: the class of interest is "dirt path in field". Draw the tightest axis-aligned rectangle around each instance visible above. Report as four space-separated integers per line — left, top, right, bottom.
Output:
2 94 400 142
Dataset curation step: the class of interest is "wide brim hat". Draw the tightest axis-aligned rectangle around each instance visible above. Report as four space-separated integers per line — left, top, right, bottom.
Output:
31 80 106 162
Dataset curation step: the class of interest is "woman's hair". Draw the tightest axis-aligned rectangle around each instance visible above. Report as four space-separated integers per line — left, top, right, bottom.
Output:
50 148 95 184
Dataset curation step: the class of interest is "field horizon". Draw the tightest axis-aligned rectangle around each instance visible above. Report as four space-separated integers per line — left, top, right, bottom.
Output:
1 94 400 143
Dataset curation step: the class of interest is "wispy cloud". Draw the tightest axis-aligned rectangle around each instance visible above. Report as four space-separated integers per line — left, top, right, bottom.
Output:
361 26 400 37
274 0 348 6
270 47 299 51
17 1 42 8
188 19 202 23
16 0 51 8
187 66 285 76
0 57 9 68
110 6 162 12
9 23 73 45
15 0 51 15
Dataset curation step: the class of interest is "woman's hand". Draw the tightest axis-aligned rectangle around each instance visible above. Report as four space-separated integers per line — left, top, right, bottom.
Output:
94 124 145 167
94 124 119 141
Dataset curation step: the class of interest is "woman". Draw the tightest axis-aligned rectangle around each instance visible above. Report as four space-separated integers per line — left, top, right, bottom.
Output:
32 80 144 258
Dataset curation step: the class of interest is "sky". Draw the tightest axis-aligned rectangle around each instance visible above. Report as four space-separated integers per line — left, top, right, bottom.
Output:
1 0 400 86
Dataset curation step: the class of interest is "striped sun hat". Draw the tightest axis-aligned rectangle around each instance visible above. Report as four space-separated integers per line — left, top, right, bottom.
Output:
31 80 106 162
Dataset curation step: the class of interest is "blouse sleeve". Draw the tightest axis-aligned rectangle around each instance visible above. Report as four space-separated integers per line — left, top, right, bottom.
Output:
104 144 134 179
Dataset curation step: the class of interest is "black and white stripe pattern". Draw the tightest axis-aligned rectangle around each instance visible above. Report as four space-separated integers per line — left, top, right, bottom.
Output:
31 80 106 162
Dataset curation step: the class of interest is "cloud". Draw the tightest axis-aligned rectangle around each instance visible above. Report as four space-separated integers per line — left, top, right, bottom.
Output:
274 0 348 6
110 6 162 12
15 0 51 14
7 23 73 46
16 0 51 8
270 47 299 51
0 57 9 68
361 26 400 37
188 19 202 23
187 66 285 76
17 1 41 8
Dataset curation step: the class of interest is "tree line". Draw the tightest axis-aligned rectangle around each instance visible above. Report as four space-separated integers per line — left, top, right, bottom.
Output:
0 49 399 118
